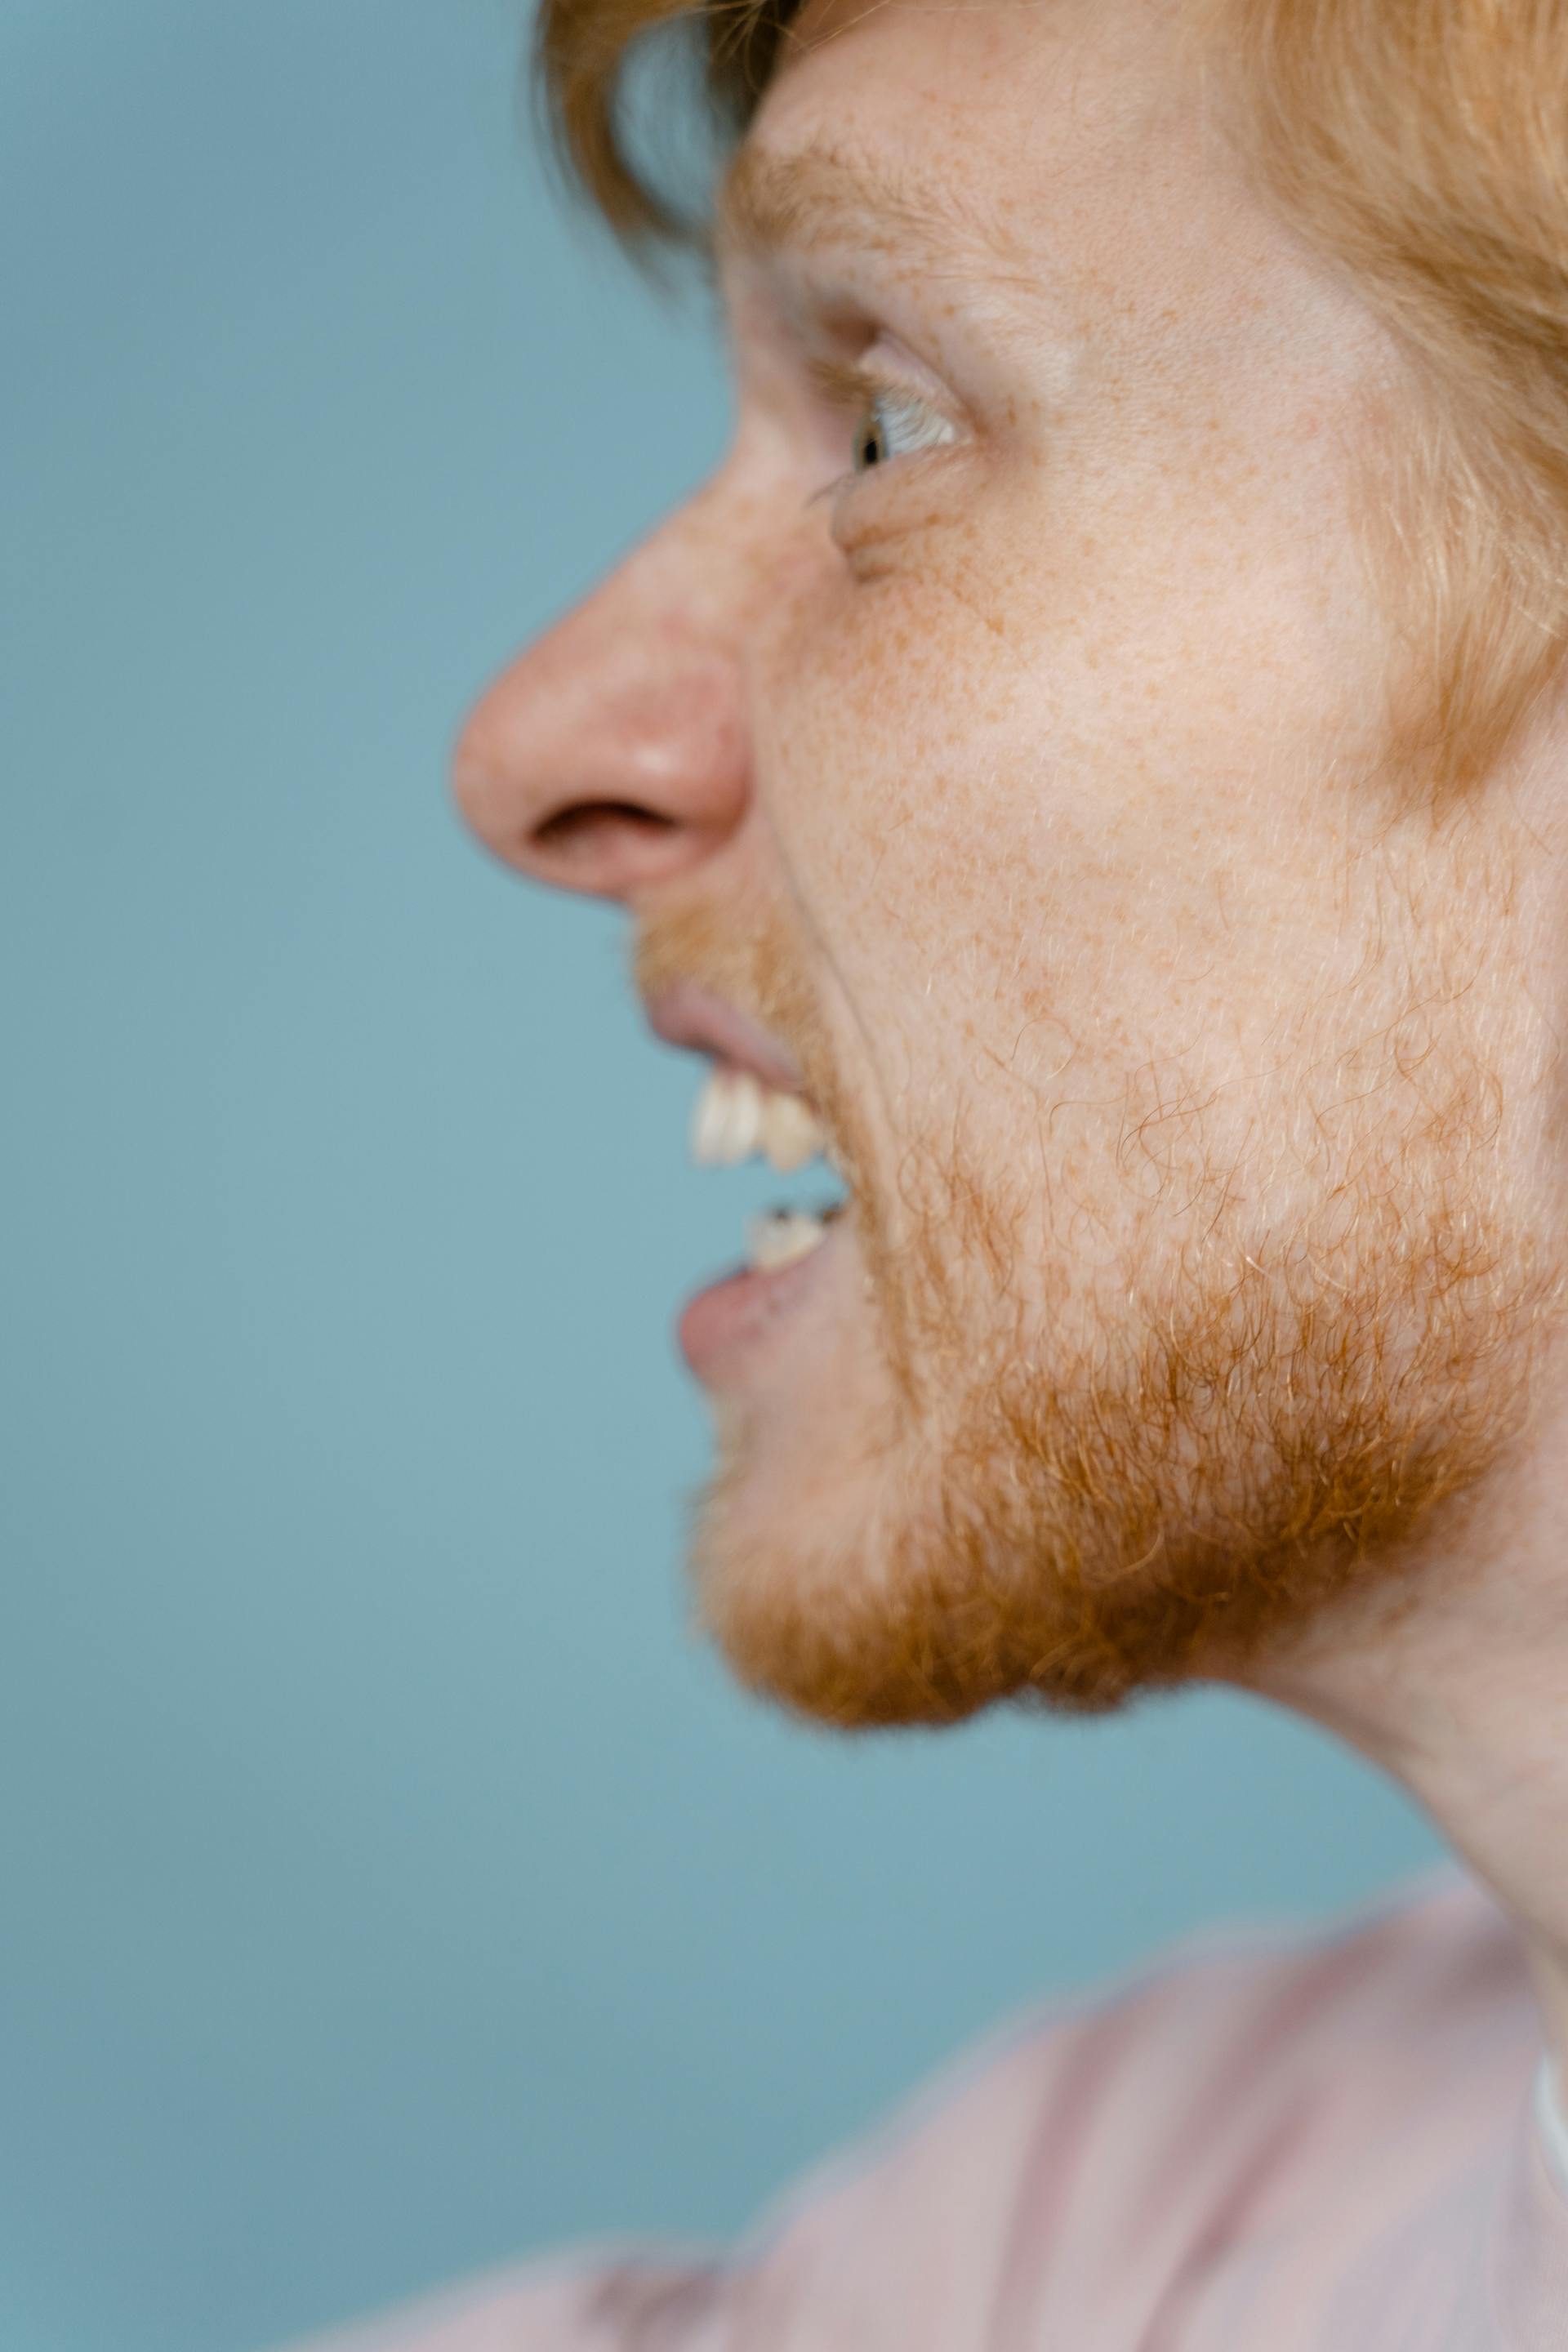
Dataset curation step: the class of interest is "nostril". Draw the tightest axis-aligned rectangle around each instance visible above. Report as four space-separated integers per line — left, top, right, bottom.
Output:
533 800 675 849
529 799 679 879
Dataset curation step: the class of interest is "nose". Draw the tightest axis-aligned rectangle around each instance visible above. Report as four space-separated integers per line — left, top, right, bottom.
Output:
452 505 751 902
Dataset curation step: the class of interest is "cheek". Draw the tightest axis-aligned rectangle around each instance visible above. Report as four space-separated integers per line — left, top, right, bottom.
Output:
757 541 1045 958
754 436 1388 1037
747 434 1410 1276
752 535 1228 1109
753 571 1034 1182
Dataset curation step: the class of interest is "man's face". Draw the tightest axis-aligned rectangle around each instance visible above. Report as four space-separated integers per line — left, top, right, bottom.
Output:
457 0 1559 1725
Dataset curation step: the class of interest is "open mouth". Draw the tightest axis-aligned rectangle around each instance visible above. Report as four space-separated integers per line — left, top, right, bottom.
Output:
688 1064 848 1274
643 984 851 1374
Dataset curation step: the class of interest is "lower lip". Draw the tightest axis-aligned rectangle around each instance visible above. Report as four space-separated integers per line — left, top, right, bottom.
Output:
678 1223 842 1381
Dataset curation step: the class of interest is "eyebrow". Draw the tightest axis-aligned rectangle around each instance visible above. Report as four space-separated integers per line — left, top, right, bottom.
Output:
715 137 1013 270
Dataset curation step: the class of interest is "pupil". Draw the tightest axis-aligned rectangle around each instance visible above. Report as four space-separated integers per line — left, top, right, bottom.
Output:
858 416 884 469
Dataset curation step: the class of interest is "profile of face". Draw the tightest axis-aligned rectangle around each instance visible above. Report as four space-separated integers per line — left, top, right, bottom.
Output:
456 0 1563 1728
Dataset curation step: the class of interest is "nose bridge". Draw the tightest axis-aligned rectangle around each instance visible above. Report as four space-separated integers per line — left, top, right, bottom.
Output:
452 480 758 901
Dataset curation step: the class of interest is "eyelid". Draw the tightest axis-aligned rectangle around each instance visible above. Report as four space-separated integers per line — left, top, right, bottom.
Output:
804 350 969 525
805 353 959 434
806 354 883 412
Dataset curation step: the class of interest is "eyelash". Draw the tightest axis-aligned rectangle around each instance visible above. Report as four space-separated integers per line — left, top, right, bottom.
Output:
806 356 960 489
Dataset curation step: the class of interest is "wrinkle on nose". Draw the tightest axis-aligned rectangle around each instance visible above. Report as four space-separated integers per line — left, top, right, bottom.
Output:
452 589 750 902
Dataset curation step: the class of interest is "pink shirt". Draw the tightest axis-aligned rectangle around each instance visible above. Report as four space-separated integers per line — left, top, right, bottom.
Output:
283 1867 1568 2349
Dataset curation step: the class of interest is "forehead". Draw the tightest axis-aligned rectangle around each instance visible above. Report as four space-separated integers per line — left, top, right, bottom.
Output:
747 0 1203 203
728 0 1259 327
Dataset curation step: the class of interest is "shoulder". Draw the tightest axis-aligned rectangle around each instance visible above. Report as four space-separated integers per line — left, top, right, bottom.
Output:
768 1860 1530 2204
274 1866 1534 2350
719 1863 1535 2335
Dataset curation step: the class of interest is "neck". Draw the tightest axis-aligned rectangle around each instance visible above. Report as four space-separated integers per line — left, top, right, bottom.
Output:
1245 1348 1568 2086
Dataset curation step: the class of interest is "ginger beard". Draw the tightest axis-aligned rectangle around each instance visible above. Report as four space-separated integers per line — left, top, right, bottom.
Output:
637 828 1559 1733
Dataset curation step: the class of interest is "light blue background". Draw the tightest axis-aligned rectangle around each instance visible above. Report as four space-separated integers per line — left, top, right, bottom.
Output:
2 6 1446 2349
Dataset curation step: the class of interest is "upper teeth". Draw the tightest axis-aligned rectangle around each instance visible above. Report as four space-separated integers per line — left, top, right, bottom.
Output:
690 1068 826 1172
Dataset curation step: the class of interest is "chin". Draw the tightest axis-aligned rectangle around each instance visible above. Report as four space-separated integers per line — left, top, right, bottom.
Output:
687 1214 1553 1735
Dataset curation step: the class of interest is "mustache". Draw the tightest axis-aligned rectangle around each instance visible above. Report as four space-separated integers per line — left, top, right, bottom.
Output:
631 894 835 1108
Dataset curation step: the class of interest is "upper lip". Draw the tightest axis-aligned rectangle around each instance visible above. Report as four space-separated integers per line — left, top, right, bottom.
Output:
643 983 808 1098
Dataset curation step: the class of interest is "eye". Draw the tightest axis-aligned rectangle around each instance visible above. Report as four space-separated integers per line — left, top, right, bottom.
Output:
850 386 959 474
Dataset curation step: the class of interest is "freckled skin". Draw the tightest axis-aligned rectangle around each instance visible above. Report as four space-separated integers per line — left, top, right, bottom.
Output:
458 0 1568 2023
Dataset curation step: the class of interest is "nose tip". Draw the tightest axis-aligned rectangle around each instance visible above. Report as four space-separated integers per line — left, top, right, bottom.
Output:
451 602 750 902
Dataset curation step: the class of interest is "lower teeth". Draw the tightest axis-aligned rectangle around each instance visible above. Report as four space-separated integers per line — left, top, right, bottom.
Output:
746 1208 832 1274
